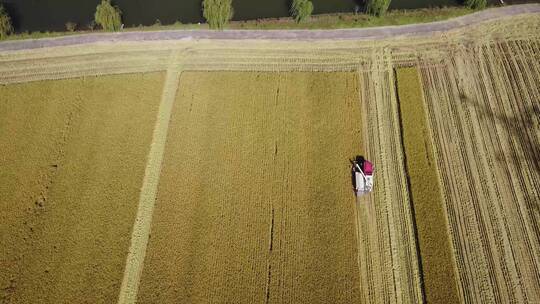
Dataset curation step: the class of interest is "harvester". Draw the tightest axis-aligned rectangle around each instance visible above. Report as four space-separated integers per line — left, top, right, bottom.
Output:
352 155 374 196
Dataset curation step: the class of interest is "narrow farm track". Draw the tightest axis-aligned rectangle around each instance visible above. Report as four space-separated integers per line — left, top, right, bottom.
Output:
117 51 183 304
0 13 537 85
1 7 540 304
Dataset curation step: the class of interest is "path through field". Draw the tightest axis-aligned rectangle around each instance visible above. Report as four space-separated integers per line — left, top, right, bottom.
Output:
118 52 183 304
0 74 164 303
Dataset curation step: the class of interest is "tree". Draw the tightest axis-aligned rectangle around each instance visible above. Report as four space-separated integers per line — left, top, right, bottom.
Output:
365 0 391 17
87 21 96 31
465 0 486 10
95 0 122 31
0 5 13 40
65 21 77 32
290 0 314 23
202 0 233 30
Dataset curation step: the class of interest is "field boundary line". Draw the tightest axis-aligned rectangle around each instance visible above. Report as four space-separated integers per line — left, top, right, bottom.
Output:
117 50 183 304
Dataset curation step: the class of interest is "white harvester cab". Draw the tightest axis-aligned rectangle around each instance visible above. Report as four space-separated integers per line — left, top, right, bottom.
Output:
352 156 374 196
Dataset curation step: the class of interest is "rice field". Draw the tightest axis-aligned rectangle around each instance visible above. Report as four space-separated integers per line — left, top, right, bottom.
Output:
136 71 363 303
1 10 540 304
395 67 460 304
0 73 165 303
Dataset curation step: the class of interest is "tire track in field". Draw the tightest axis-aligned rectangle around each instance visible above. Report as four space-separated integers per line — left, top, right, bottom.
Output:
116 51 183 304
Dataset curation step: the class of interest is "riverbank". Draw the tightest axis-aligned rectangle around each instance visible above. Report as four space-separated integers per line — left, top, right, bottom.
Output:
3 7 474 41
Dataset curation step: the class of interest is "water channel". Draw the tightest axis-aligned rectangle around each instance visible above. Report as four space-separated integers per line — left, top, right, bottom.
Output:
0 0 528 32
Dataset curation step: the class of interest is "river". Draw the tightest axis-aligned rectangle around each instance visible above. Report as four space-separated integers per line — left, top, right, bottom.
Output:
0 0 531 32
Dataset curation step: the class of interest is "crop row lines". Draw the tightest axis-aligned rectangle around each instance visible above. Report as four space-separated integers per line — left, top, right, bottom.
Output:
355 48 423 304
419 37 540 303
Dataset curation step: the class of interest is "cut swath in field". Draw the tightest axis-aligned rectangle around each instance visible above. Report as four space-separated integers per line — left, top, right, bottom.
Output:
0 11 539 304
136 71 363 304
356 61 424 304
0 73 165 303
395 67 460 304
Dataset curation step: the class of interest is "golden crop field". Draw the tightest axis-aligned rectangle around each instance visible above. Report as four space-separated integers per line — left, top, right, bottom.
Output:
136 71 364 303
0 9 539 304
0 73 164 303
396 67 459 304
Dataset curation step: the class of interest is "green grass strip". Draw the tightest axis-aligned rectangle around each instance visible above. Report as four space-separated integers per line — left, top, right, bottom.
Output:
395 67 460 304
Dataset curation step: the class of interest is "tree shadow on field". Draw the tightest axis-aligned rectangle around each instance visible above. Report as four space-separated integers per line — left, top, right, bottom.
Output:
460 93 540 172
460 92 540 219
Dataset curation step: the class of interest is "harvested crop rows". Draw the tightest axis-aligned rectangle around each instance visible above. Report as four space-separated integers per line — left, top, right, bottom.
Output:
0 9 540 304
419 40 540 303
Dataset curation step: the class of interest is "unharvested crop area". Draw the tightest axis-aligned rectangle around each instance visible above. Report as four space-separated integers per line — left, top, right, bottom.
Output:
396 67 459 304
137 71 363 303
0 73 164 303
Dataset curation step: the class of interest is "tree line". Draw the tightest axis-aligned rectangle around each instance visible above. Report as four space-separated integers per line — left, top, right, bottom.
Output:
0 0 488 39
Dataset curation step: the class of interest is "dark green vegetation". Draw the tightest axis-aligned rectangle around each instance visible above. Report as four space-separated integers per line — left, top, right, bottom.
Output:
220 6 472 29
202 0 234 29
137 71 363 303
366 0 392 16
65 21 77 32
466 0 488 9
95 0 122 31
395 67 460 304
0 73 164 303
291 0 314 23
0 4 13 40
